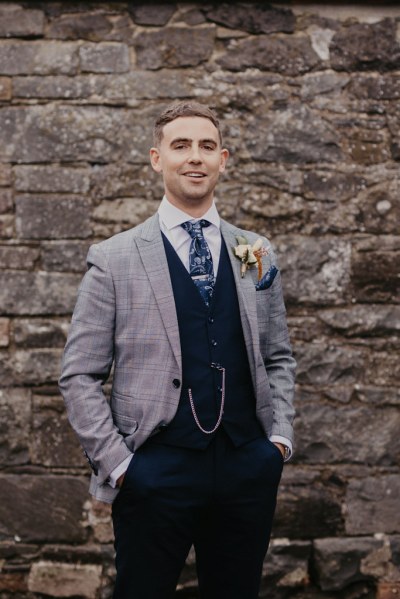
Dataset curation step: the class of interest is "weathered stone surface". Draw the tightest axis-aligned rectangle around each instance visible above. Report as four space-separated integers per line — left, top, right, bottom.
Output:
0 214 14 238
295 342 364 386
0 188 13 213
0 105 153 163
14 166 90 194
377 583 400 599
205 4 295 34
218 36 320 75
346 476 400 535
28 561 102 598
388 110 400 162
47 13 112 41
300 70 350 99
13 318 69 348
0 475 88 542
90 163 163 201
134 28 215 69
0 164 11 187
274 236 351 305
0 245 39 269
0 388 31 466
0 41 79 75
351 236 400 303
0 76 11 100
330 19 400 72
13 70 193 102
0 318 9 347
262 540 311 589
294 403 400 466
84 499 113 544
349 74 400 100
129 4 176 26
303 169 367 202
79 42 130 73
93 198 160 228
30 395 85 468
318 305 400 337
0 271 81 315
247 105 342 164
314 537 383 591
2 349 63 386
182 8 207 26
16 195 91 239
274 479 343 539
41 241 89 272
355 386 400 406
0 5 45 38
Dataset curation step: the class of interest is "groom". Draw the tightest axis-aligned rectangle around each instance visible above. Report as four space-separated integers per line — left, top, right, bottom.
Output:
59 101 296 598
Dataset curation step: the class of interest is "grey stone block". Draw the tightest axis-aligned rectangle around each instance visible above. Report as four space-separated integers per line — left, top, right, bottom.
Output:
217 36 320 75
0 41 79 75
0 475 88 543
346 475 400 535
16 194 91 240
314 537 383 591
14 166 90 193
135 27 215 69
0 5 45 38
206 4 295 34
0 271 81 315
79 42 130 73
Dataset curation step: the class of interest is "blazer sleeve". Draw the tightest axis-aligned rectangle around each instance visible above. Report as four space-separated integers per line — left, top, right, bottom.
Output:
262 246 296 443
59 243 132 484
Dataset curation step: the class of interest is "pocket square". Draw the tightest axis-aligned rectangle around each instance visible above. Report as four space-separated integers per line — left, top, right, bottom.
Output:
255 265 278 291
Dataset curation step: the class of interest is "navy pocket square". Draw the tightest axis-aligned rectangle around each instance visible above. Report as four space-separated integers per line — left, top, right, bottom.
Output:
255 266 278 291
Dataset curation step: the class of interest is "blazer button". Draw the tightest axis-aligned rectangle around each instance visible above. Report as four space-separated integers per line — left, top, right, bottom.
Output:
172 379 181 389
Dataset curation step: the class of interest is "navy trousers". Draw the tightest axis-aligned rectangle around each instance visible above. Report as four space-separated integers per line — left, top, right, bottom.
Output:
112 430 283 599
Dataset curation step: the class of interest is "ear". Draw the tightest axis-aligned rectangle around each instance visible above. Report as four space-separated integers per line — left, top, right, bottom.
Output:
149 147 162 173
219 148 229 173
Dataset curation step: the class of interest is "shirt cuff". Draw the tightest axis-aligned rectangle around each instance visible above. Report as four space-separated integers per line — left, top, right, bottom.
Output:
269 435 293 462
108 455 133 488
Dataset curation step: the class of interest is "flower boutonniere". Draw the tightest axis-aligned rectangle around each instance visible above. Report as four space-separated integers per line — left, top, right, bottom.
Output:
233 235 268 279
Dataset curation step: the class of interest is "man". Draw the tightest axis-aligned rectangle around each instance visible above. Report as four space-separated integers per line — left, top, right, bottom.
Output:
59 101 296 598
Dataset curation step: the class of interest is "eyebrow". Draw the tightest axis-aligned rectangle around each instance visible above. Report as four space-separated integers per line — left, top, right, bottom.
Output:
170 137 218 146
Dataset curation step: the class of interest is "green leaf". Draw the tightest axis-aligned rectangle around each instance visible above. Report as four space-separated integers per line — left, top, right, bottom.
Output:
235 235 248 245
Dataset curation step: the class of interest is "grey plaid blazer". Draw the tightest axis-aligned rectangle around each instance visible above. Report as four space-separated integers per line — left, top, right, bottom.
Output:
59 214 296 503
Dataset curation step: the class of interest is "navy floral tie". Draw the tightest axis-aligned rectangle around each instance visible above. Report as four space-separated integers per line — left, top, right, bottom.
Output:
181 220 215 307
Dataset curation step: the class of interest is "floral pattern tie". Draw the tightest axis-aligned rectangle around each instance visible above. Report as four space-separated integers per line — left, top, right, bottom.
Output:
181 220 215 307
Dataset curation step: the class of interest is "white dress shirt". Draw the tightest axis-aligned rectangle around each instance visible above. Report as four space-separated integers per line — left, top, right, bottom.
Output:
109 197 291 487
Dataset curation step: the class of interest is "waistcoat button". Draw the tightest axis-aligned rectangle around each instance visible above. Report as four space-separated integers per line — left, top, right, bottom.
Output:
211 339 217 347
208 316 214 324
172 379 181 388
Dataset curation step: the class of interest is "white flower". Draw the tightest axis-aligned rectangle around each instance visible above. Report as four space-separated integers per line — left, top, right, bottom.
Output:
233 236 267 278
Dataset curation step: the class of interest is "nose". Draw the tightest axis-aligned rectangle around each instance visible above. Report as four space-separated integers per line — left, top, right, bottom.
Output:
188 144 202 163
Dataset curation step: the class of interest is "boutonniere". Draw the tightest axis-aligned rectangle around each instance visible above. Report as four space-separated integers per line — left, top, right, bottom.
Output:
233 235 268 279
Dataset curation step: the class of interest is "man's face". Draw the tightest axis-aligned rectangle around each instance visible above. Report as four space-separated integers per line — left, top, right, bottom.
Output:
150 116 229 215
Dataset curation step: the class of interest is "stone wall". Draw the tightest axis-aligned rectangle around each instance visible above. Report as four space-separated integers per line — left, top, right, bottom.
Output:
0 1 399 597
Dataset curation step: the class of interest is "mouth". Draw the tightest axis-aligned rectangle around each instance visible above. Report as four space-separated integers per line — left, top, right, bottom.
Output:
183 171 207 179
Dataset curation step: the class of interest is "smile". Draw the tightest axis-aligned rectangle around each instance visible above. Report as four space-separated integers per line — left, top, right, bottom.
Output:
183 172 206 178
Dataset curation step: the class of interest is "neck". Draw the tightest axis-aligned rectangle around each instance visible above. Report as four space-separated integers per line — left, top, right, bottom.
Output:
166 195 213 219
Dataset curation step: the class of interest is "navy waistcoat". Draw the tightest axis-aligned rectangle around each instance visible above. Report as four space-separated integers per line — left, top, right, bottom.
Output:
152 234 264 449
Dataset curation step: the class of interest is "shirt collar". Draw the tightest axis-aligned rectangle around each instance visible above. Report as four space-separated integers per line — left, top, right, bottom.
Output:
158 196 220 231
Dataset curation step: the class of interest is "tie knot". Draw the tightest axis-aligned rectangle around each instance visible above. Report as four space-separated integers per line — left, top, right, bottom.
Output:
181 220 211 239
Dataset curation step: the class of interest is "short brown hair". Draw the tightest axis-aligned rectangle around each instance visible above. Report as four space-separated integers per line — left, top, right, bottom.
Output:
153 101 222 147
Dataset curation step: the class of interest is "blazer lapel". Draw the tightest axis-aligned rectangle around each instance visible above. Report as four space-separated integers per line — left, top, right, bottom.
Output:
220 220 260 379
135 214 182 369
